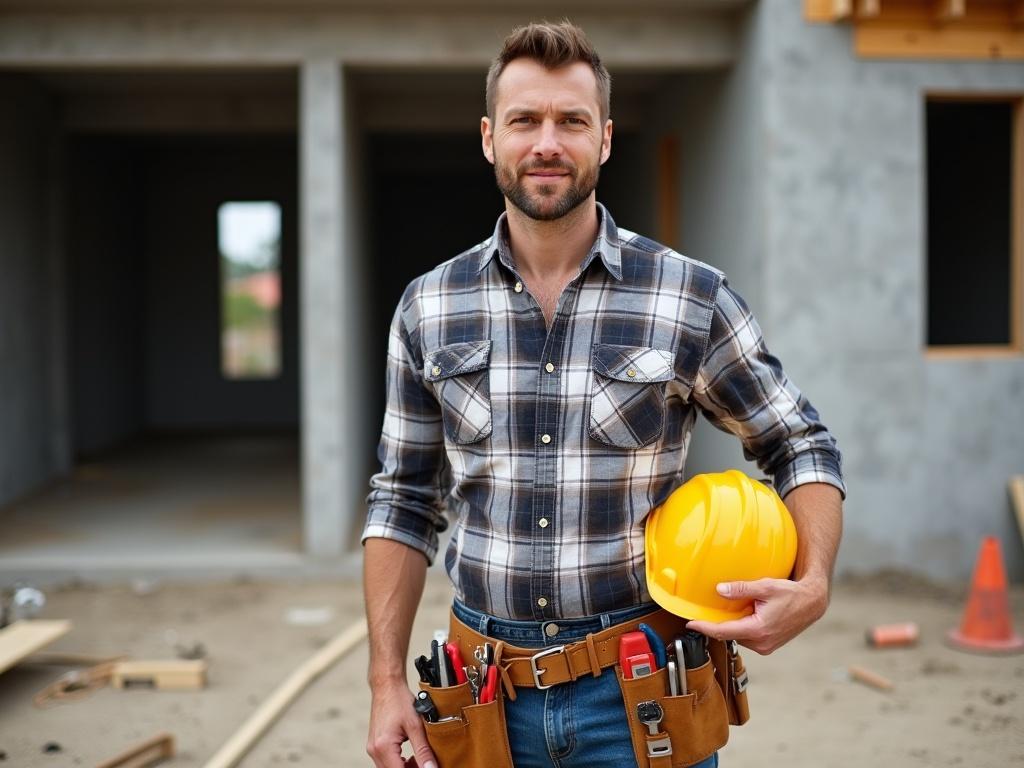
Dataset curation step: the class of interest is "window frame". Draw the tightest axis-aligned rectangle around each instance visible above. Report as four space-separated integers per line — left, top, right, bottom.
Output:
923 92 1023 359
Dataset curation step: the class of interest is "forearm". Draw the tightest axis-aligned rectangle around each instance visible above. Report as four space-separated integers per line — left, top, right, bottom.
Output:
364 537 429 688
782 482 843 596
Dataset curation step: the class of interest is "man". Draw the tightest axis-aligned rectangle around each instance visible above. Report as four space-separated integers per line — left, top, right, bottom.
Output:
364 21 844 768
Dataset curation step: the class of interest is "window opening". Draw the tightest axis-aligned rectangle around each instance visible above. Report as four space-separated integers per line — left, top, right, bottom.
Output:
218 201 283 379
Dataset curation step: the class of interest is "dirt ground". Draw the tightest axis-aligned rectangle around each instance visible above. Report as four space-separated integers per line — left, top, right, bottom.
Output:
1 572 1022 768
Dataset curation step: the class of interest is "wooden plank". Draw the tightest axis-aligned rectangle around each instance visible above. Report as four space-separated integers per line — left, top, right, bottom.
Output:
805 0 853 22
1010 476 1024 552
1013 0 1024 27
933 0 967 22
0 620 72 676
203 617 367 768
111 660 207 690
856 23 1024 59
857 0 882 18
95 732 174 768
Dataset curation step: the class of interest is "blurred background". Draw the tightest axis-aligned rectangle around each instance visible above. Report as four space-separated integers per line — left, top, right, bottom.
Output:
0 0 1022 765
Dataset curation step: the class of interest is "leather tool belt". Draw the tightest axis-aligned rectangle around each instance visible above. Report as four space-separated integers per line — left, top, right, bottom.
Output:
417 607 751 768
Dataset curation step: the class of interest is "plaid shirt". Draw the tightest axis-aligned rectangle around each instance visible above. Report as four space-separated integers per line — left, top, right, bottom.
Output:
363 204 844 621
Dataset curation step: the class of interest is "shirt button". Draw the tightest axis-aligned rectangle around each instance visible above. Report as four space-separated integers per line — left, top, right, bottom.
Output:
514 281 523 293
545 623 560 638
627 368 637 378
537 597 548 608
431 365 441 376
540 434 552 444
545 362 555 373
538 518 549 528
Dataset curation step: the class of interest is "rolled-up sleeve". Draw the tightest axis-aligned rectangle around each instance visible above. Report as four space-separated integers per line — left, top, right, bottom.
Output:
692 279 846 500
362 292 450 563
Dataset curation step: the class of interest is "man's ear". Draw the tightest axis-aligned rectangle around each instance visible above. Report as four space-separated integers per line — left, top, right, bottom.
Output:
600 119 613 165
481 117 495 165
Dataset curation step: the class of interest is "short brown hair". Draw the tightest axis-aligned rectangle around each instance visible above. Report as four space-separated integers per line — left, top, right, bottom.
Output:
486 21 611 122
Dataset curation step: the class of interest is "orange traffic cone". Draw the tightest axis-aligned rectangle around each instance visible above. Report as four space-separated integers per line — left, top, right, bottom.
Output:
947 536 1023 654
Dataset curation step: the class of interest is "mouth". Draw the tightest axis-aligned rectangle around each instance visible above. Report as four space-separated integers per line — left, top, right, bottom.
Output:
525 170 570 179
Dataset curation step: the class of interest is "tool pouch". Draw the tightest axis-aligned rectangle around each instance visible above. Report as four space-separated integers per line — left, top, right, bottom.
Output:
708 639 750 726
618 660 730 768
416 667 514 767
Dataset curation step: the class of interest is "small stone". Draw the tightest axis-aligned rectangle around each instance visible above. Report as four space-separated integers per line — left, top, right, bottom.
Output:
43 742 62 754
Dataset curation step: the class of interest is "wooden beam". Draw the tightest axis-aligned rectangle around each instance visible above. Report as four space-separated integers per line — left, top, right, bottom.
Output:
0 620 72 676
1014 1 1024 30
856 23 1024 59
856 0 881 18
95 733 174 768
933 0 966 22
805 0 853 22
110 660 207 691
203 618 367 768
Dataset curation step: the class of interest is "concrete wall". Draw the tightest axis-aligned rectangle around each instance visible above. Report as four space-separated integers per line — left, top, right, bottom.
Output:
756 0 1024 581
661 10 769 480
144 136 300 431
0 75 66 505
68 137 147 457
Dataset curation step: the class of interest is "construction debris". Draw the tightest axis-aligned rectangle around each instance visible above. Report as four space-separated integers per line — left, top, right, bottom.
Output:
95 733 174 768
865 622 919 648
203 617 367 768
848 664 894 692
111 660 207 690
0 620 72 676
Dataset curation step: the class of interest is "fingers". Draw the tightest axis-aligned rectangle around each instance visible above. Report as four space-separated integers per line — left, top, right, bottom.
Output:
716 578 785 600
407 721 437 768
686 615 762 642
367 688 425 768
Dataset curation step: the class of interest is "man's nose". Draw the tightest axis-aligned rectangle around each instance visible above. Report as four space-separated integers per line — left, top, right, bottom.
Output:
532 120 562 158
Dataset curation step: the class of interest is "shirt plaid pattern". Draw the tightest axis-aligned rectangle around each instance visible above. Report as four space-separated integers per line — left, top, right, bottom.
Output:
363 204 845 621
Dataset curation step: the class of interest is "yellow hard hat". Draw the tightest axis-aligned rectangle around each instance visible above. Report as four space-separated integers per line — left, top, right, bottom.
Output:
645 470 798 623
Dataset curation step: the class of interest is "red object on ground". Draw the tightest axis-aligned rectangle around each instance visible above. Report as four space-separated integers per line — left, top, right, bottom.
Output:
947 536 1024 654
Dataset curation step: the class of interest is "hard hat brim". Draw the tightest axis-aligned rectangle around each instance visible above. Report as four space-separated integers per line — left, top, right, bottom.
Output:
647 580 754 624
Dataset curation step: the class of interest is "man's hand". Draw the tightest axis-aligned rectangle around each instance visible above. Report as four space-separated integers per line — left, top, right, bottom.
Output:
686 482 843 655
366 678 436 768
684 575 829 655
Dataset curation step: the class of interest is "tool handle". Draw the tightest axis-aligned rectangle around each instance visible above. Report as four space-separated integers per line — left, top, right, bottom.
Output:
444 643 468 685
479 666 498 704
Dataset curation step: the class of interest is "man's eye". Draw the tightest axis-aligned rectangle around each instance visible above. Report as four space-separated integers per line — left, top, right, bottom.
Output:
511 117 534 124
564 118 586 125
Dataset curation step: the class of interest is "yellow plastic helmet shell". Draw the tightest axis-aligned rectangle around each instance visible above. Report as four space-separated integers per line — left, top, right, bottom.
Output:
645 470 798 623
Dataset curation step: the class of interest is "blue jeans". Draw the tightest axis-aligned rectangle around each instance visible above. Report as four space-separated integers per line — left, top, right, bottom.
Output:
452 600 720 768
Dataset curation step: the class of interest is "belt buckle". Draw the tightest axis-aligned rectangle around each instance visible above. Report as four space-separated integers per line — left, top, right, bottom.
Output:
647 737 673 759
530 645 566 690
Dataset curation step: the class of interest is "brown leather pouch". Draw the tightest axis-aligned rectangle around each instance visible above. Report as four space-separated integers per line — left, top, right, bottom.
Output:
618 661 730 768
707 639 750 726
417 672 514 767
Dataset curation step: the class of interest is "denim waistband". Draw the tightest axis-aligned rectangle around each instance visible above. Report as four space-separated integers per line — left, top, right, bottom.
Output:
452 599 662 649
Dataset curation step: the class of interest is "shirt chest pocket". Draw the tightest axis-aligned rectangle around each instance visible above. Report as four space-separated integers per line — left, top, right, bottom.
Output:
424 340 493 445
589 343 675 449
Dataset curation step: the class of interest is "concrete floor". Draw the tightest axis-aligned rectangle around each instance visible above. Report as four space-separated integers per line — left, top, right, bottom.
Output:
0 574 1022 767
0 436 316 580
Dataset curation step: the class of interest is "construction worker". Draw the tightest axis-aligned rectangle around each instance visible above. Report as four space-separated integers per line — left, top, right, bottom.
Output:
363 20 845 768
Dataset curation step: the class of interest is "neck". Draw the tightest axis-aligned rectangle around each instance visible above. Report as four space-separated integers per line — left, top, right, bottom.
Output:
504 197 599 281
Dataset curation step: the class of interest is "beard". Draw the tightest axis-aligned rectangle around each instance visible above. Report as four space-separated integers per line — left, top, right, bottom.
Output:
494 154 600 222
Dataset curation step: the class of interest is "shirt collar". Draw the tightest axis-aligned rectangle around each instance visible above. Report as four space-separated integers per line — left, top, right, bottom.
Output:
476 202 624 282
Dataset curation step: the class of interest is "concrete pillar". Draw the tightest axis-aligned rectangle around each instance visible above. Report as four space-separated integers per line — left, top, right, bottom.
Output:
300 58 350 557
